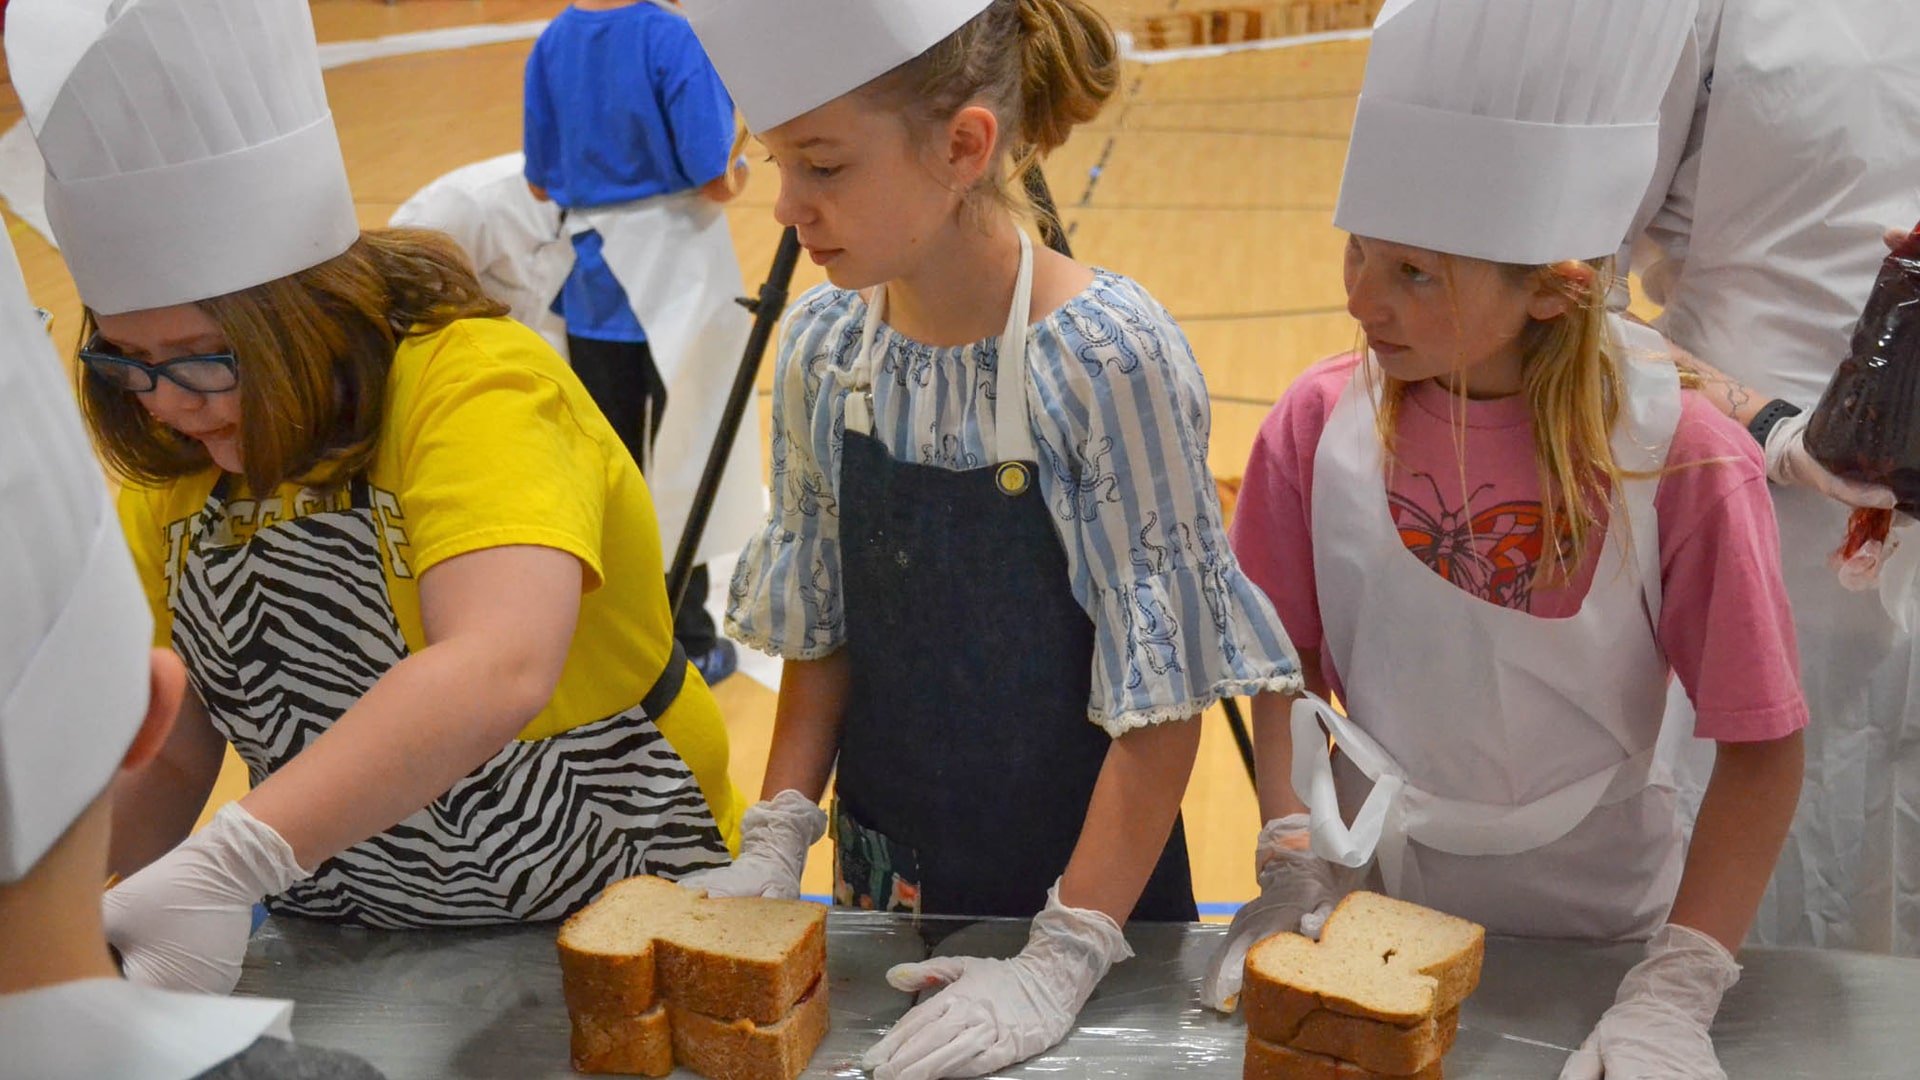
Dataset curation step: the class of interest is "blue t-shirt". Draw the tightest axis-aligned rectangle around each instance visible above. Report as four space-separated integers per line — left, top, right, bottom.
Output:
523 3 736 342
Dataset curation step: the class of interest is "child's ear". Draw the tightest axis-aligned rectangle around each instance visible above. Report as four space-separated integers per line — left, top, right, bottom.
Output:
1527 260 1596 321
945 105 1000 188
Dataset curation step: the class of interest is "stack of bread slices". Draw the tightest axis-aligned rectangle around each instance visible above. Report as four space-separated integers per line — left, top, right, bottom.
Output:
558 875 829 1079
1241 892 1485 1080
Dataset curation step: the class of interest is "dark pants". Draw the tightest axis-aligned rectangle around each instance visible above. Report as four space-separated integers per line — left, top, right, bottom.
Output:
567 334 716 654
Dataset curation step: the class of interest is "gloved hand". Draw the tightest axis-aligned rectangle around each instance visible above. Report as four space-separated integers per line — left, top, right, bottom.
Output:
1764 410 1899 510
677 789 825 900
103 802 310 995
1558 923 1740 1080
861 880 1131 1080
1200 813 1354 1012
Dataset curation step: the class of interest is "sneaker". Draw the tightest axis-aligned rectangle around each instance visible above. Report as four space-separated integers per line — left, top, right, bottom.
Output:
690 639 739 686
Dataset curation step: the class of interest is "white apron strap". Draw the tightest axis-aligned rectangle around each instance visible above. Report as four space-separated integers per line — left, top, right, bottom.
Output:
846 229 1037 464
845 285 885 436
993 229 1038 464
1291 693 1658 888
1291 694 1410 890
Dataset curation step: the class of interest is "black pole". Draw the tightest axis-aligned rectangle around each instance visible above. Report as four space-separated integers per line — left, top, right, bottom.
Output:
667 226 803 615
1222 697 1258 788
1024 167 1074 257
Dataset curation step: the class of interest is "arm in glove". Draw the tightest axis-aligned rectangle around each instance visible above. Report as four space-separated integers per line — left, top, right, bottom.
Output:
676 789 824 899
1200 813 1355 1012
860 880 1132 1080
1558 923 1740 1080
1764 410 1899 510
103 802 310 995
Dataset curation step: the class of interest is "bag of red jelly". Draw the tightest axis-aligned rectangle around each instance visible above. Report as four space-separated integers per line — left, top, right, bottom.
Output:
1804 223 1920 514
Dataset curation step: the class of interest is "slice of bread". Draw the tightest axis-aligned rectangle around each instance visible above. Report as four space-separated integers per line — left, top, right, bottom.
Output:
1287 1007 1458 1076
558 876 829 1078
559 876 826 1025
1244 892 1484 1032
667 977 831 1080
1245 1035 1443 1080
569 1003 674 1077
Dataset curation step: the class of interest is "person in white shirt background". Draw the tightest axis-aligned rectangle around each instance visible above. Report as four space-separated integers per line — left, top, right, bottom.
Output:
1625 0 1920 955
389 153 572 357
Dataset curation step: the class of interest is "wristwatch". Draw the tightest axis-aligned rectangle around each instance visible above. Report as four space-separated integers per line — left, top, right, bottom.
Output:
1747 398 1803 447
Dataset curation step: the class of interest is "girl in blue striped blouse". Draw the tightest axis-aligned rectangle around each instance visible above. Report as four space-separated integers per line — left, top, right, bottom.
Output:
683 0 1301 1075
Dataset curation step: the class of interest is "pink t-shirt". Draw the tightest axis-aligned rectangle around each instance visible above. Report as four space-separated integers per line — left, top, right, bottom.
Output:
1230 353 1807 743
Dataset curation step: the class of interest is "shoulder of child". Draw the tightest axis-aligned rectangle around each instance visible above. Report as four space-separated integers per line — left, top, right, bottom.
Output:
1265 351 1365 435
400 317 565 384
1043 270 1199 374
780 283 863 348
773 283 868 391
1651 389 1770 534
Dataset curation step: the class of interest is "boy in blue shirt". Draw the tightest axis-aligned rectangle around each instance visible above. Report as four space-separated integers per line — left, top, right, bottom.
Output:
524 0 746 681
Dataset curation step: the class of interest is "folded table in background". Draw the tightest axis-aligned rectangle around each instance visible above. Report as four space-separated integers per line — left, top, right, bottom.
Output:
237 910 1920 1078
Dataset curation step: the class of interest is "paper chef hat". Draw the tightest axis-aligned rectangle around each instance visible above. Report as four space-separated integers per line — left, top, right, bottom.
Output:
1334 0 1695 266
0 240 154 884
4 0 360 315
688 0 993 132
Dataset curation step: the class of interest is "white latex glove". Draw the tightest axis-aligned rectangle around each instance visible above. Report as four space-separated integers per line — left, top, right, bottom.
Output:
1200 813 1353 1012
1558 923 1740 1080
861 879 1132 1080
677 789 825 900
1764 411 1899 510
103 802 310 995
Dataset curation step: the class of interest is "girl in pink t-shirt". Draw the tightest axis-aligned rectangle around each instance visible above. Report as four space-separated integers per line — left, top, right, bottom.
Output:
1203 1 1806 1077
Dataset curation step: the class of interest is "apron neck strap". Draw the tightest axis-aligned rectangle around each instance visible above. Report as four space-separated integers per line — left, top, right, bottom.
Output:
848 230 1039 465
994 229 1038 464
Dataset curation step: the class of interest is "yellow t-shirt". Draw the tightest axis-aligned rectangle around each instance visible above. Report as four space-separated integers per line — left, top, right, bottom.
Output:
118 317 742 850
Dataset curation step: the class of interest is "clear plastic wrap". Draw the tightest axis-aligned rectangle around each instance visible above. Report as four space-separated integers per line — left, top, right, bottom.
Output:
235 909 1920 1078
1804 225 1920 513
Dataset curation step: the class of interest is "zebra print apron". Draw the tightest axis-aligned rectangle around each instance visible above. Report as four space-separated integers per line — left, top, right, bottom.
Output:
170 476 729 928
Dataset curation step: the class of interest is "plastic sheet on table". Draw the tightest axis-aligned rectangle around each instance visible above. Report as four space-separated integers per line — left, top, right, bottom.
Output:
236 907 1920 1078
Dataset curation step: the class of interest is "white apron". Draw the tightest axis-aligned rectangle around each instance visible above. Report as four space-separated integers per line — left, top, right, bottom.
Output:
566 190 765 569
1650 0 1920 952
0 979 291 1080
1298 331 1684 940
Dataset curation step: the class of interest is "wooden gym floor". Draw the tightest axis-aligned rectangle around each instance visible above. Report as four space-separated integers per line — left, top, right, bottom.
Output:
2 1 1384 915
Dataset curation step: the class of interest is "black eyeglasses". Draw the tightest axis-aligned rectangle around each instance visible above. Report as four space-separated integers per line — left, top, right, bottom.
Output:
78 336 240 394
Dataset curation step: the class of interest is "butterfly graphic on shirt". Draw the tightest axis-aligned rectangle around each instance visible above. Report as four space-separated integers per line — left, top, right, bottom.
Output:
1387 471 1559 610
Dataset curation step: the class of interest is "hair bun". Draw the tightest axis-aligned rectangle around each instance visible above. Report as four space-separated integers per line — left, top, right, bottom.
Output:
1017 0 1119 156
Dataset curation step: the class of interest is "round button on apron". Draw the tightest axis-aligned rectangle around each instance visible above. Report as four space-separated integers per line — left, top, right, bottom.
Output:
996 462 1032 497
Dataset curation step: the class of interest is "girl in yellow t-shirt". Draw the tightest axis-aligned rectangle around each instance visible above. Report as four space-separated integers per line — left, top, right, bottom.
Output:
73 225 743 989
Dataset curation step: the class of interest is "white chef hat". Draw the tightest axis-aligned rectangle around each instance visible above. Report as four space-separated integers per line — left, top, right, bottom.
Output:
0 238 154 884
4 0 360 315
1334 0 1695 266
687 0 992 132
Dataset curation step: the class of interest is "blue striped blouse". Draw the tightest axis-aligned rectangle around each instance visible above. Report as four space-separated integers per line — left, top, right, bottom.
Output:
725 271 1302 735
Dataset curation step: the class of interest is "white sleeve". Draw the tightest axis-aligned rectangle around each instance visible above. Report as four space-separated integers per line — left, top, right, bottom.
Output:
1614 0 1723 311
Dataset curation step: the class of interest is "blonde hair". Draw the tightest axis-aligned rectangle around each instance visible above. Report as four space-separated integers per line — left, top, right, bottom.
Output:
1372 256 1637 591
80 228 508 496
860 0 1120 236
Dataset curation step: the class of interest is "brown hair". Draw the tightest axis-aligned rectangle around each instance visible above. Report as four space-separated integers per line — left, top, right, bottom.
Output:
860 0 1120 234
80 228 507 496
